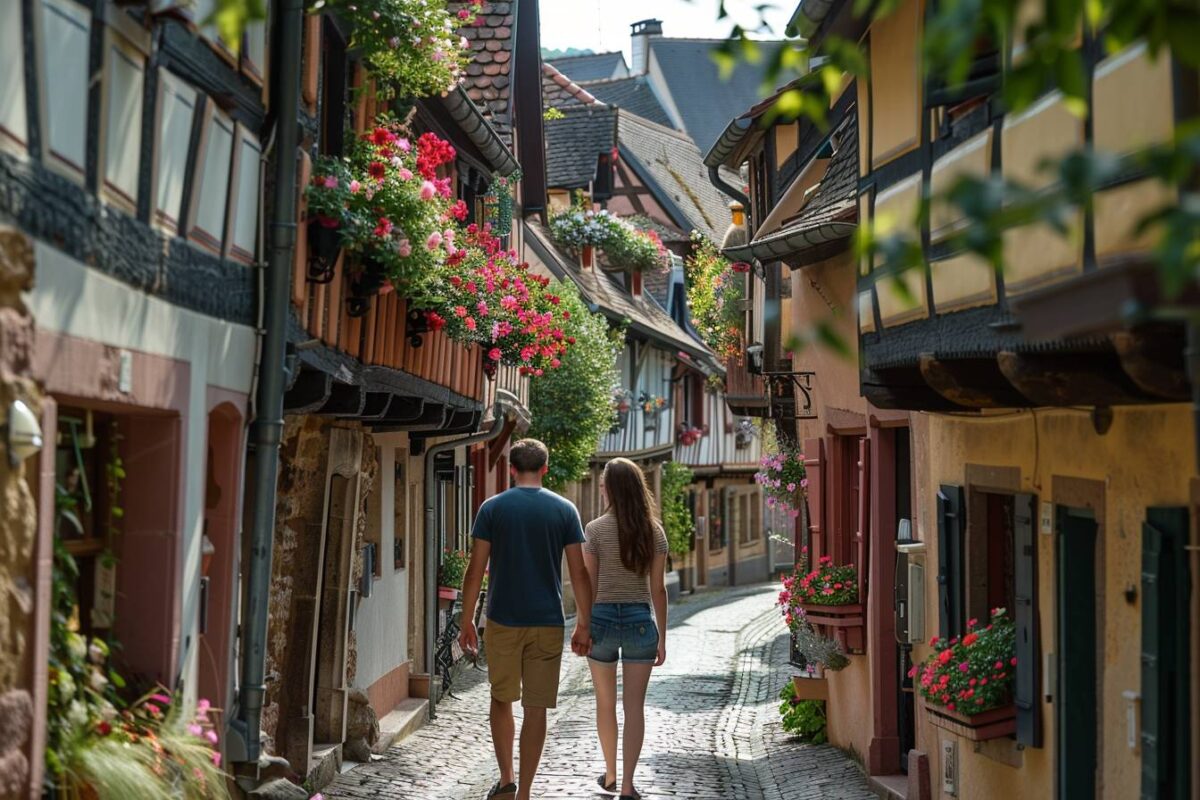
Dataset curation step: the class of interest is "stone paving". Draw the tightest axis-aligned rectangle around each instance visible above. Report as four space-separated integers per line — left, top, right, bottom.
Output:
325 585 875 800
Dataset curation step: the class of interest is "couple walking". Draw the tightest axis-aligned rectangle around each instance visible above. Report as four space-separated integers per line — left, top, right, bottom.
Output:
457 439 668 800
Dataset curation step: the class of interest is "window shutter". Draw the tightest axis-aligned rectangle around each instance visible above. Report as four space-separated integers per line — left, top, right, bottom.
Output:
1140 506 1190 800
935 484 965 637
803 437 824 564
855 438 870 597
1013 492 1041 747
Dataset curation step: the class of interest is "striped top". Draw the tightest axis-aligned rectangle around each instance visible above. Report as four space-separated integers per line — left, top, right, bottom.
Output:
584 513 669 604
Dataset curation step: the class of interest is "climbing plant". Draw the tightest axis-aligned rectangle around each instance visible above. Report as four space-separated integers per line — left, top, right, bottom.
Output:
660 461 695 556
527 283 624 491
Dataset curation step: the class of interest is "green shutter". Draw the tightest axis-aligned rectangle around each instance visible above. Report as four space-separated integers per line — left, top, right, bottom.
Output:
1013 492 1041 747
936 484 965 637
1141 506 1191 800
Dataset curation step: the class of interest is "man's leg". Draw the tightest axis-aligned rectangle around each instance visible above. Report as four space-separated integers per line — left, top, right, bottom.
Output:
515 706 547 800
491 698 516 787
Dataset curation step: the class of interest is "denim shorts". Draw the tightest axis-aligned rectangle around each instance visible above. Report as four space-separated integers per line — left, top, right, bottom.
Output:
589 602 659 665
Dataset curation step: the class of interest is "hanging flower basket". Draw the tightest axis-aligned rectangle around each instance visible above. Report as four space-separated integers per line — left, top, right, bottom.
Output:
306 217 342 283
791 675 830 701
926 703 1016 741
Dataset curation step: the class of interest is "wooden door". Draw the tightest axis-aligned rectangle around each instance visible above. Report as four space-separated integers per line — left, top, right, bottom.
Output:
1056 506 1098 800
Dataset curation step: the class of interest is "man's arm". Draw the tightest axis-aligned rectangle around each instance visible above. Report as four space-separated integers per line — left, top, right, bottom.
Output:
457 538 490 656
564 543 592 656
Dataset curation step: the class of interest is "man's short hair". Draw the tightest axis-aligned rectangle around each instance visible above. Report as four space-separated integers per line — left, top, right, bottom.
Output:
510 439 549 473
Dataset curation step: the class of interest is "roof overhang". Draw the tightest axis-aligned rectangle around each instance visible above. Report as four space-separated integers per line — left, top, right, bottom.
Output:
722 217 855 265
439 87 521 177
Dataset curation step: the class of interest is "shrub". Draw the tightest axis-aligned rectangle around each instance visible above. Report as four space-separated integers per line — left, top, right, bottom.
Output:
778 682 828 743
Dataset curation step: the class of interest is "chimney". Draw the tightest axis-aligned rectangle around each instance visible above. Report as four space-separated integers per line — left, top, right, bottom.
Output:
630 19 663 76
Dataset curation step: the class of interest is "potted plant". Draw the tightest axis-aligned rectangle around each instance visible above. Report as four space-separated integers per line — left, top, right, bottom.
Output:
778 681 828 743
436 224 574 375
685 233 746 363
913 608 1018 740
638 391 666 430
601 224 668 272
610 388 632 432
676 424 703 446
306 121 461 315
548 205 624 269
438 548 468 600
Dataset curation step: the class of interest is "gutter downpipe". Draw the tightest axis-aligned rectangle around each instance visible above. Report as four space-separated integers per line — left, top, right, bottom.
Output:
708 165 749 210
423 395 515 718
231 0 303 772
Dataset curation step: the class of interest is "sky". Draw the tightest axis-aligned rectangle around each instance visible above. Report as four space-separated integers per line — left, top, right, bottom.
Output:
539 0 794 61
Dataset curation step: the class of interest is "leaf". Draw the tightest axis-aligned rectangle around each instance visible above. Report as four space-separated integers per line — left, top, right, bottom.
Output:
205 0 266 55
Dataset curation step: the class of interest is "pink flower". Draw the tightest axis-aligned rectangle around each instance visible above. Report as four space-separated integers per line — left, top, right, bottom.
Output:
187 723 204 737
205 729 219 744
454 305 468 317
197 699 211 715
786 482 796 492
211 751 222 767
398 138 411 152
432 49 446 62
373 217 393 237
397 239 412 257
488 348 502 361
426 231 443 250
458 8 471 19
958 662 969 672
349 179 361 194
322 175 338 189
420 181 437 201
464 316 477 331
476 301 489 316
398 168 414 181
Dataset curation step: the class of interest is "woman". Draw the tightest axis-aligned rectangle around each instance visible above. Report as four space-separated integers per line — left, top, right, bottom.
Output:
583 457 669 800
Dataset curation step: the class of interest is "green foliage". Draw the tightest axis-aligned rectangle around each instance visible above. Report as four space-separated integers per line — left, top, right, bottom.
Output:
684 233 746 362
438 549 469 589
660 461 695 556
548 206 669 271
528 283 624 490
543 107 566 121
778 682 828 743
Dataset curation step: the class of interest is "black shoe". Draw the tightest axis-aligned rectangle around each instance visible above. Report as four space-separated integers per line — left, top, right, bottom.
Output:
486 781 517 798
596 774 617 794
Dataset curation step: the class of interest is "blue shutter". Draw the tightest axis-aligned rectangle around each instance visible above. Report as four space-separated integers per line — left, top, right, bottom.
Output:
1013 492 1041 747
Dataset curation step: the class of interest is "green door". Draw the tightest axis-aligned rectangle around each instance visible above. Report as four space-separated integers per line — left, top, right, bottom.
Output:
1056 507 1098 800
1141 507 1192 800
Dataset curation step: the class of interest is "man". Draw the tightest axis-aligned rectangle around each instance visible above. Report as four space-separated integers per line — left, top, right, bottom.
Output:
458 439 593 800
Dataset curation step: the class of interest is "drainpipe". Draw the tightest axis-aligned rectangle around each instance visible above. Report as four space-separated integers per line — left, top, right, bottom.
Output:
708 165 749 209
230 0 303 770
423 393 516 717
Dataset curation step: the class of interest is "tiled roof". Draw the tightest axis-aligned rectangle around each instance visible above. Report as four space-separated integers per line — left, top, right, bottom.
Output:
578 76 673 129
523 219 714 362
647 38 786 154
455 1 516 143
617 112 740 242
544 104 616 190
547 51 629 82
542 63 603 109
725 113 859 264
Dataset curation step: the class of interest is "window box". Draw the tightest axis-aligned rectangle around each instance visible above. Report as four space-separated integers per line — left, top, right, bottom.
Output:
791 675 829 701
796 601 864 652
926 702 1016 741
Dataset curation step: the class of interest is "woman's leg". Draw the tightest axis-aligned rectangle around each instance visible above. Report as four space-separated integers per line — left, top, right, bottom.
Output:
619 662 653 796
589 660 619 786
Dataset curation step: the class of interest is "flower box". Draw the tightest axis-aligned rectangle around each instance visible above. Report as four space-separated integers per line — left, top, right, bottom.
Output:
926 703 1016 741
437 585 460 601
791 675 829 701
796 602 864 652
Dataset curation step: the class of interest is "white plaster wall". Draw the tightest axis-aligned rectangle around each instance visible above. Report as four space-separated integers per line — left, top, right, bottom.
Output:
25 242 256 704
352 434 410 689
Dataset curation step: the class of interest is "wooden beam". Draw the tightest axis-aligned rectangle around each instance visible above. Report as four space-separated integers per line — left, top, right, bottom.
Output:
996 350 1150 406
860 367 974 412
919 354 1031 409
1111 326 1190 401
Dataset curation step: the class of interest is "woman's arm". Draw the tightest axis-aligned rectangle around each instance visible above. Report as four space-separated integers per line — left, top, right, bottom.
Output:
650 551 668 666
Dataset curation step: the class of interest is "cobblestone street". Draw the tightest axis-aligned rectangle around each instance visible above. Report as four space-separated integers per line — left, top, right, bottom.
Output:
326 586 875 800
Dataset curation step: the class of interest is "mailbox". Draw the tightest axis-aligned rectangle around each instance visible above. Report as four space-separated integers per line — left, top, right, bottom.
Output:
894 521 925 645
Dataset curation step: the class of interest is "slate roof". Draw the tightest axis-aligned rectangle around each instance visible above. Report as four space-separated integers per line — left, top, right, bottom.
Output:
647 38 786 154
724 113 859 264
523 219 717 364
543 104 616 190
542 63 602 109
578 76 673 129
455 1 516 143
547 51 630 82
617 112 741 243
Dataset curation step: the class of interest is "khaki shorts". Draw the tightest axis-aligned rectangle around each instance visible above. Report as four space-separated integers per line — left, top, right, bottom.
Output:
484 621 564 708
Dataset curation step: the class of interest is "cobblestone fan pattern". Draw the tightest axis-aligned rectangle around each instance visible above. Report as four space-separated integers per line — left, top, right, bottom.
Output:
325 586 875 799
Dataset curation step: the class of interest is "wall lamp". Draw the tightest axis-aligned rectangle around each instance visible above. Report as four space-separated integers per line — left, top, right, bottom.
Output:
5 399 43 467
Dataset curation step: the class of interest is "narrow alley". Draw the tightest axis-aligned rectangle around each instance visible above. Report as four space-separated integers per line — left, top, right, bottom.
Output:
325 587 874 800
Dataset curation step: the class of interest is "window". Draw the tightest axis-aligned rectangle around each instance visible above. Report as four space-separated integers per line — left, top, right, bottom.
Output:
320 18 348 156
38 0 91 178
189 108 234 253
0 1 28 149
229 129 262 261
155 72 198 233
243 19 267 82
101 35 146 209
708 488 726 551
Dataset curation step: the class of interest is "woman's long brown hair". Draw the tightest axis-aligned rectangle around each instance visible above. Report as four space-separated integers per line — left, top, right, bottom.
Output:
602 458 658 576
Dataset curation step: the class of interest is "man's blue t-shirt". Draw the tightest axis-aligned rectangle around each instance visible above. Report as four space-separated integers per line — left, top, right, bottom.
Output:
472 486 585 627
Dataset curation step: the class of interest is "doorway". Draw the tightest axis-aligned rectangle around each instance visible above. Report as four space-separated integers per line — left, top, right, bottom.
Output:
1056 506 1099 800
892 428 915 771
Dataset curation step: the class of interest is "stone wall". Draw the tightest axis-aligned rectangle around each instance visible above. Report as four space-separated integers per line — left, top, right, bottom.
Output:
0 228 43 799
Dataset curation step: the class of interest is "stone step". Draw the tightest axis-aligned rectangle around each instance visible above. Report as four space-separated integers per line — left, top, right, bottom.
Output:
869 772 908 800
374 697 430 754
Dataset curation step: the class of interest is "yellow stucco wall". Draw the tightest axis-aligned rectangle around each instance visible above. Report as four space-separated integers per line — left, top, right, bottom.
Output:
910 404 1193 799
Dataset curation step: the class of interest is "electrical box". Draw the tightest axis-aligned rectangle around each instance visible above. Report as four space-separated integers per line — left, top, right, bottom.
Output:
941 739 957 796
895 539 926 645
